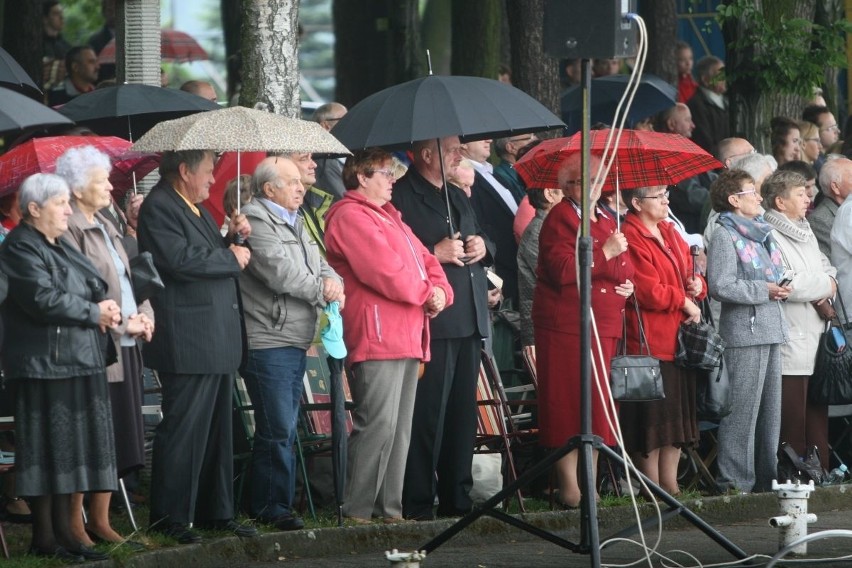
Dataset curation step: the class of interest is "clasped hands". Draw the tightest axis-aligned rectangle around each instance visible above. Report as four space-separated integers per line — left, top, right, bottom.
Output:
434 232 486 266
228 213 252 269
424 286 447 318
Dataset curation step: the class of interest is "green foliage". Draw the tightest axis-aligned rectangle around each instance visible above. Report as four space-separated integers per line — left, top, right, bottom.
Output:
716 0 852 98
62 0 105 46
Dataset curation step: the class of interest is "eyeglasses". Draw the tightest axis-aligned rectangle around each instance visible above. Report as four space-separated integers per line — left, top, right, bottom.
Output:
638 190 670 200
370 169 395 179
510 135 536 145
325 117 344 123
820 123 840 133
803 137 821 143
733 188 757 196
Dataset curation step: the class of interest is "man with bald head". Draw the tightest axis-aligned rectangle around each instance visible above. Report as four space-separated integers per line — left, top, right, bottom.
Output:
813 156 852 258
239 155 343 530
391 136 495 520
313 102 349 199
829 157 852 321
180 80 218 103
656 103 704 233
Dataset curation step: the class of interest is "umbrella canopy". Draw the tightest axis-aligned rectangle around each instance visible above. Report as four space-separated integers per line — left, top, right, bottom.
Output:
515 129 722 191
0 48 41 99
0 135 159 197
561 73 677 133
57 83 220 140
0 86 72 138
131 106 352 155
330 74 565 150
202 151 267 226
97 29 209 64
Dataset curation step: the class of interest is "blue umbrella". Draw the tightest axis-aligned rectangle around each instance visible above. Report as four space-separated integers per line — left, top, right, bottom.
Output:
561 73 677 134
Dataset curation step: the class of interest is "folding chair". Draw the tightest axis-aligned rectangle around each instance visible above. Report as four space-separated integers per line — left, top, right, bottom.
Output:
0 416 14 559
829 404 852 468
232 375 256 515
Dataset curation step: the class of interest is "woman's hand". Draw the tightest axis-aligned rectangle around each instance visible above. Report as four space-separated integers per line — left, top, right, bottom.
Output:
126 313 154 342
767 282 792 301
686 276 703 297
602 232 628 260
682 297 701 323
424 286 447 317
614 279 634 298
97 300 121 332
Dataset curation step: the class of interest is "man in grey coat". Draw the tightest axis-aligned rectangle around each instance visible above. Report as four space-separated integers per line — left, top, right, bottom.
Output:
239 156 344 531
813 156 852 259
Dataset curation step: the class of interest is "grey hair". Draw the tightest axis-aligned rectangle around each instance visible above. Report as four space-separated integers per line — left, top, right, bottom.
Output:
761 170 807 211
818 156 852 196
55 145 112 192
621 187 651 214
251 156 294 197
18 173 70 219
312 102 346 123
730 152 774 182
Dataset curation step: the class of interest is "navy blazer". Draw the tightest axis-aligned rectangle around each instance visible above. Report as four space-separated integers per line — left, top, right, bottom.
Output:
137 179 245 374
391 168 494 340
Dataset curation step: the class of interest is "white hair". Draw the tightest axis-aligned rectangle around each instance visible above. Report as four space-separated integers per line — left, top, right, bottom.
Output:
55 145 112 191
18 173 70 218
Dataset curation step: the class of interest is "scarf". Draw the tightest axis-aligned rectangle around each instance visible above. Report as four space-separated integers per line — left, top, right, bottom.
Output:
762 209 814 244
717 211 784 283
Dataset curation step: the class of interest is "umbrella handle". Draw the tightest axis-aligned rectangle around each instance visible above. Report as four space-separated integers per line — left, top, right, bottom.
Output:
434 137 456 238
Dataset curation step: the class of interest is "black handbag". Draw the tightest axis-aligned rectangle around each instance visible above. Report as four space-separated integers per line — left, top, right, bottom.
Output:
777 442 826 485
694 299 732 421
130 251 164 304
809 290 852 405
610 301 664 402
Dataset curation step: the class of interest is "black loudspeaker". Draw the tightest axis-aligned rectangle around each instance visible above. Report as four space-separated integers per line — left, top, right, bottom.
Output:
543 0 639 59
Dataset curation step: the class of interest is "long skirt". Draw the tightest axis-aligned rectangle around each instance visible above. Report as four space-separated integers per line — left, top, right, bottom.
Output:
15 373 117 497
619 361 699 455
110 346 146 477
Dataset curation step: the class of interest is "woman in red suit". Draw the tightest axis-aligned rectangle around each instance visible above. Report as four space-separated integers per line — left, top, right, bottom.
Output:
533 155 634 508
619 186 706 496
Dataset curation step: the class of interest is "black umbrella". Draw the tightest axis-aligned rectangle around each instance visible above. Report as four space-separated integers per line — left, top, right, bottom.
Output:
561 73 677 133
0 87 72 138
330 74 565 150
326 354 346 526
57 83 220 141
0 48 41 99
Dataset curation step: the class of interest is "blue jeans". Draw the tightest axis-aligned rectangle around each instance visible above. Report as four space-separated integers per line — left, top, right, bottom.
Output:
241 346 307 520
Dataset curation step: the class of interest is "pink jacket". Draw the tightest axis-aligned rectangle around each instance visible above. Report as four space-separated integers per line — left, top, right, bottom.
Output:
324 191 453 364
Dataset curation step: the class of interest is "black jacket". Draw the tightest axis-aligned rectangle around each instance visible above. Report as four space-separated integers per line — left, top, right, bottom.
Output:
1 223 108 380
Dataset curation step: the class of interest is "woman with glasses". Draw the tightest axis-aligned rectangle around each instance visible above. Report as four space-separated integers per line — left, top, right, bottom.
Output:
619 186 706 496
707 169 790 493
325 148 452 524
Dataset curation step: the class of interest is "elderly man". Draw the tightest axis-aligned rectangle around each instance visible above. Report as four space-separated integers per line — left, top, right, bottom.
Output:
813 157 852 258
392 136 495 520
47 45 99 106
803 105 841 174
138 150 255 543
492 133 535 203
276 151 335 255
656 103 705 234
687 55 730 154
312 102 348 200
180 80 218 103
240 156 343 530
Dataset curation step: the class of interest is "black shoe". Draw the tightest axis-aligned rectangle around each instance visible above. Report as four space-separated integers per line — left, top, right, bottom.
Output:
196 519 259 538
150 522 202 544
86 529 147 552
67 544 110 561
28 545 85 564
260 513 304 531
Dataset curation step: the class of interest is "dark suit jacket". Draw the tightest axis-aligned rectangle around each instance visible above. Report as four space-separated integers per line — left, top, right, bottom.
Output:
391 168 494 340
686 88 730 155
137 179 245 374
469 171 519 306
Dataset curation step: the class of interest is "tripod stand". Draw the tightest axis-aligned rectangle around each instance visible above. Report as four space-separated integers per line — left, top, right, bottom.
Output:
420 59 749 567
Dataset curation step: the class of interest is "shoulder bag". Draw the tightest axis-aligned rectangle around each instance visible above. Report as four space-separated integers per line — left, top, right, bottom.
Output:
610 301 664 402
809 290 852 405
694 298 732 421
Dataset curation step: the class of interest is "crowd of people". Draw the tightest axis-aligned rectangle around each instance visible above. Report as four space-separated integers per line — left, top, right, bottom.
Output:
2 9 852 561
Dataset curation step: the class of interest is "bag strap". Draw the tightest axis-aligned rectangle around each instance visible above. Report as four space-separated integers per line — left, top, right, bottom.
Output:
834 287 850 329
620 300 652 356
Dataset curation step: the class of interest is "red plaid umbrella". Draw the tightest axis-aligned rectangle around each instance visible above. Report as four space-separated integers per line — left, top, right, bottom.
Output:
515 129 722 191
0 135 159 198
97 30 209 64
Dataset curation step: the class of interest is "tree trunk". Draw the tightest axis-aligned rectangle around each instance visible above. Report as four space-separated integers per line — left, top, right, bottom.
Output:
505 0 560 121
241 0 300 118
2 0 42 90
639 0 677 84
421 0 451 75
816 0 843 117
333 0 421 107
451 0 501 78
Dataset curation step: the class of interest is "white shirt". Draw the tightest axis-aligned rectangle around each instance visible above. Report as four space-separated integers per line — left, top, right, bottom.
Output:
471 160 518 214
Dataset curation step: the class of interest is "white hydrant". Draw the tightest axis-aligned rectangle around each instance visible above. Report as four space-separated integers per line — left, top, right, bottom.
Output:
385 549 426 567
769 480 818 556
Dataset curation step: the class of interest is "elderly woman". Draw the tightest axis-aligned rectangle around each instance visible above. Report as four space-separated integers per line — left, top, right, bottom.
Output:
619 186 706 495
1 173 121 562
707 169 790 493
324 148 453 523
533 155 634 508
761 170 836 470
516 186 563 347
56 146 154 550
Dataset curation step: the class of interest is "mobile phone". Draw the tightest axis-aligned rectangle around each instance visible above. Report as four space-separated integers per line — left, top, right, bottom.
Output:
777 270 794 287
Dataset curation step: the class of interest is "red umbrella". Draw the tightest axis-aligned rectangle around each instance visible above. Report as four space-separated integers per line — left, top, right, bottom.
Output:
201 151 267 226
0 135 159 197
515 129 722 191
97 30 209 64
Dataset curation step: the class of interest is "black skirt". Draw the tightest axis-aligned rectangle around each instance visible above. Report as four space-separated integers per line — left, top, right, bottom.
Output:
109 346 146 477
15 373 117 497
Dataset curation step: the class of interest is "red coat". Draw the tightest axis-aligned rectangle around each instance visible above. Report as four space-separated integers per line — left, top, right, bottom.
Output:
533 199 634 339
622 213 707 361
324 191 453 365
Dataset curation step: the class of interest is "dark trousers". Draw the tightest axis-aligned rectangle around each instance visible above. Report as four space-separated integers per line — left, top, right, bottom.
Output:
780 374 829 470
402 335 480 519
149 372 234 527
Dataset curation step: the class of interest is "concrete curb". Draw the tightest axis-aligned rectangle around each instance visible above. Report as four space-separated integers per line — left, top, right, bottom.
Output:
116 485 852 567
